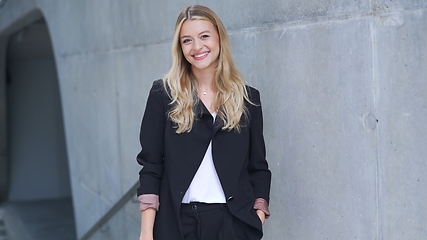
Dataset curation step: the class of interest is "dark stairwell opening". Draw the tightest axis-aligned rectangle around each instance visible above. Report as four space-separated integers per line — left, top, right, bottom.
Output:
0 14 76 240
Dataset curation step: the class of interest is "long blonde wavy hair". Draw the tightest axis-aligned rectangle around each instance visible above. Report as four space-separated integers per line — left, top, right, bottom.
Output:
164 5 251 133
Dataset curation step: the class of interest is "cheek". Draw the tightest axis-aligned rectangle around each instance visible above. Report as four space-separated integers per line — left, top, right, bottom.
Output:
181 51 192 63
183 56 191 63
180 46 191 60
181 45 191 56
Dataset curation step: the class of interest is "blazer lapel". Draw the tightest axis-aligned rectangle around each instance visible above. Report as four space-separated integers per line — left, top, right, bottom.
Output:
213 115 224 136
195 99 211 117
194 99 224 136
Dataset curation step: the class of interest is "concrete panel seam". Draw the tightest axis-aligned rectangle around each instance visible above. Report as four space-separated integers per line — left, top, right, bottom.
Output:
59 40 171 59
229 12 371 34
56 7 427 59
369 14 381 240
229 6 426 35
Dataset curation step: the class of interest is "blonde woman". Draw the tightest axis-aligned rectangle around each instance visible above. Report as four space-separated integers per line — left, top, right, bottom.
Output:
137 5 271 240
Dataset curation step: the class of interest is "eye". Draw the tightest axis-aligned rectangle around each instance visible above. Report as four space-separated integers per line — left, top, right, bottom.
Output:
201 34 210 39
182 38 191 44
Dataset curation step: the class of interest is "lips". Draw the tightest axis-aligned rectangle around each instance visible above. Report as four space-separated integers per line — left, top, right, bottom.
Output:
193 51 209 60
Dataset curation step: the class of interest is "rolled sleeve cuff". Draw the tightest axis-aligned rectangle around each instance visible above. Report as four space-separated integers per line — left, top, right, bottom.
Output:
138 194 160 212
253 198 270 219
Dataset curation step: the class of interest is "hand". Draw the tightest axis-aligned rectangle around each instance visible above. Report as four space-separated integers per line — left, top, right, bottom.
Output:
256 210 266 226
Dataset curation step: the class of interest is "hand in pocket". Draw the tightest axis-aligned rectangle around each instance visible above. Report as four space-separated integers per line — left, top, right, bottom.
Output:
256 210 266 226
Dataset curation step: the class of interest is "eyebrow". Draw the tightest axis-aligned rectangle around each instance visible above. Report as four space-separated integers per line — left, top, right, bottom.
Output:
180 30 211 39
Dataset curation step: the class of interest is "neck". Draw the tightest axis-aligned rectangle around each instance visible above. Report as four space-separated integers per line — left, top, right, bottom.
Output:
192 67 215 91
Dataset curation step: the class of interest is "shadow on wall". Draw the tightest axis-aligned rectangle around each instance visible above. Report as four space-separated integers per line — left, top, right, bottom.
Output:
0 10 77 239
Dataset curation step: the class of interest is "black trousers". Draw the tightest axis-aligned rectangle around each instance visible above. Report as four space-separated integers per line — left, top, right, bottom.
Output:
180 202 261 240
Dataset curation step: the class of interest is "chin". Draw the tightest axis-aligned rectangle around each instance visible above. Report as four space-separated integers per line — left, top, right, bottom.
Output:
192 63 209 70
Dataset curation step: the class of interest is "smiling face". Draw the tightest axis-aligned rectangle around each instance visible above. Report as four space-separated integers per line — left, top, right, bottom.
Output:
179 19 220 75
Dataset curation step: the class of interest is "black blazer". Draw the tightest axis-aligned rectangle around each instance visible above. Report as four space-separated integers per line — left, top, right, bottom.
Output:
137 79 271 239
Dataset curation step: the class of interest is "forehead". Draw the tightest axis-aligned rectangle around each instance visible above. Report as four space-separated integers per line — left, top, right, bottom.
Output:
180 19 217 36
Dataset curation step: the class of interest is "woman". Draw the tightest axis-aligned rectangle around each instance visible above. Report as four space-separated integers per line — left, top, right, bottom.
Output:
137 5 271 240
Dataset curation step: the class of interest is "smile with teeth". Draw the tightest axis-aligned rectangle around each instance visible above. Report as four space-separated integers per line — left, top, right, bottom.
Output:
193 51 209 60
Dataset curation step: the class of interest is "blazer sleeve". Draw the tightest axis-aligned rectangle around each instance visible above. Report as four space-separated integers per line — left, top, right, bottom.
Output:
136 80 166 196
248 88 272 203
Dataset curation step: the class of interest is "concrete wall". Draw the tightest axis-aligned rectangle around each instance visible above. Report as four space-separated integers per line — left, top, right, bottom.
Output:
1 0 426 239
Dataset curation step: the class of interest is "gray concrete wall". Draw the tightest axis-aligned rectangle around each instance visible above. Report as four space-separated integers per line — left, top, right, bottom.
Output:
1 0 426 239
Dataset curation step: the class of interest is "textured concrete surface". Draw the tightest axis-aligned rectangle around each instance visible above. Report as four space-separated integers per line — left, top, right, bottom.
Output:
375 8 427 239
235 16 379 239
1 0 426 239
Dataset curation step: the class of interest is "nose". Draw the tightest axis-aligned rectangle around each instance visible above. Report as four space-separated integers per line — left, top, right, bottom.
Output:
193 38 203 50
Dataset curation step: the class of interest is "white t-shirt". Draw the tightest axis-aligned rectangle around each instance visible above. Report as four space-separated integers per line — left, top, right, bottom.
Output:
181 112 226 203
